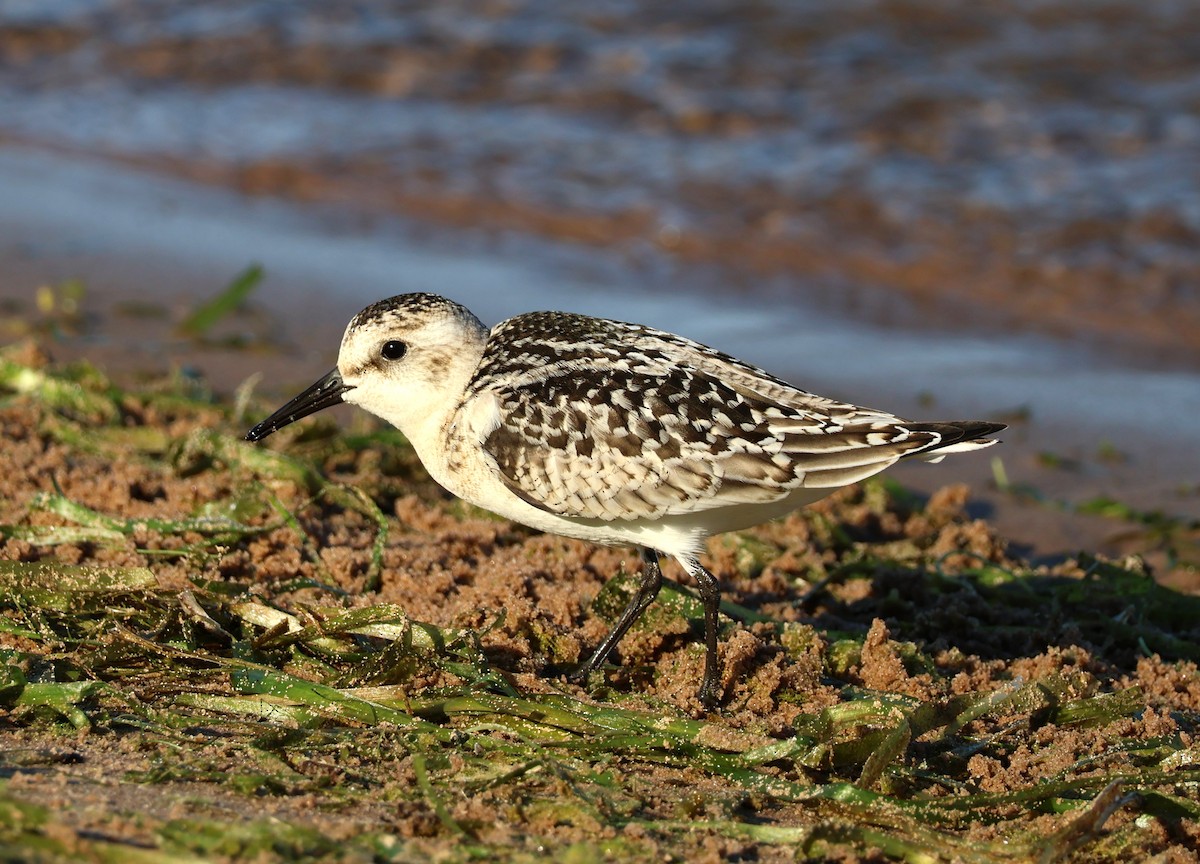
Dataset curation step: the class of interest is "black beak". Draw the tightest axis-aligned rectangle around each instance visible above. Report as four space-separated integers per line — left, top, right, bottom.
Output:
244 368 354 442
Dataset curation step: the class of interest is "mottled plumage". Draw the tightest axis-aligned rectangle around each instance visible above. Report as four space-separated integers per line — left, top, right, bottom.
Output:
246 293 1004 708
471 311 993 523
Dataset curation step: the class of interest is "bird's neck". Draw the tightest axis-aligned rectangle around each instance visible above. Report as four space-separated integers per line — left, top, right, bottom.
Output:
390 336 490 468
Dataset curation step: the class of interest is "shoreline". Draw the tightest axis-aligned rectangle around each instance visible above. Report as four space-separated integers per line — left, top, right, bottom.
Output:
3 144 1197 587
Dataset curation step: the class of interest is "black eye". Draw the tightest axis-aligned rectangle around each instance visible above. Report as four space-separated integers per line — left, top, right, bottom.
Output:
380 340 407 361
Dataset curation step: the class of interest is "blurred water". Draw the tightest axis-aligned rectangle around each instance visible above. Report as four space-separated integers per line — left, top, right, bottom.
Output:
5 145 1198 464
2 1 1200 493
3 2 1198 307
4 19 1198 228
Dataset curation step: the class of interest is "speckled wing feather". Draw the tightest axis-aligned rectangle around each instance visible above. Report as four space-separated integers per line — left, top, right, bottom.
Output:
469 312 981 523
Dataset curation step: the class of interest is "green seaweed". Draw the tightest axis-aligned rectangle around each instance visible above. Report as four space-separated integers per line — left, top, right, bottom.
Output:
178 264 264 338
0 349 1197 863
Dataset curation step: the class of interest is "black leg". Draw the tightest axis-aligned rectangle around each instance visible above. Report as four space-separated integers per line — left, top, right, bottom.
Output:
684 559 723 708
572 548 662 683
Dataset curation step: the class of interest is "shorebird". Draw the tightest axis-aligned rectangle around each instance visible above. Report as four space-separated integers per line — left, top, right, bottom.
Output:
246 293 1003 707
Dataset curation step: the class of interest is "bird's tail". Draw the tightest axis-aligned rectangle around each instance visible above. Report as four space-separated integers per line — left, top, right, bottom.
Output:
904 420 1007 463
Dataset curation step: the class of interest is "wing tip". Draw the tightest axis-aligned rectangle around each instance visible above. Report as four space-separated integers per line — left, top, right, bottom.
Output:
907 420 1007 457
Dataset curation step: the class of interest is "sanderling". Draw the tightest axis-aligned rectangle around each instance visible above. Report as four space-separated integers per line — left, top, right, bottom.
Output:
246 293 1004 707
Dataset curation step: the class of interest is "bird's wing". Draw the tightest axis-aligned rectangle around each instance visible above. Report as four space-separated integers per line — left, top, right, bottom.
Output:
469 314 963 522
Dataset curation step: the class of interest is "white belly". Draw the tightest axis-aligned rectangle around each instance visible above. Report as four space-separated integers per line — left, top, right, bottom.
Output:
425 432 829 559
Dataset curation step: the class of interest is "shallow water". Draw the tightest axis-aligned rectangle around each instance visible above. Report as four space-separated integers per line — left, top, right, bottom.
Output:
2 0 1199 363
